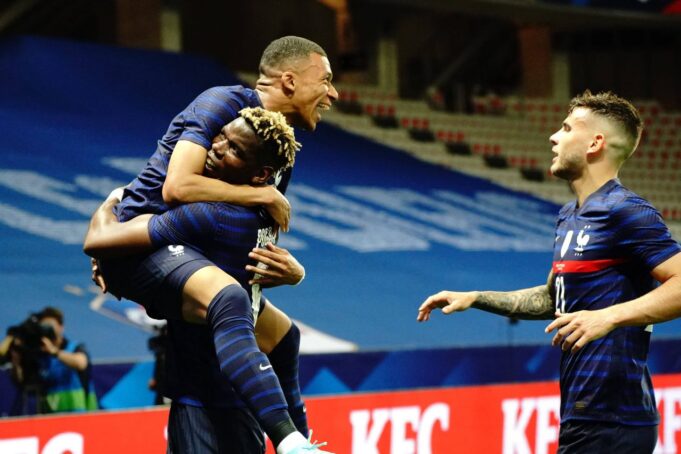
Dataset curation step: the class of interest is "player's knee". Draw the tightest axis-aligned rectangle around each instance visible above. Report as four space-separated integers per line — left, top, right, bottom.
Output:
206 284 252 320
270 322 301 361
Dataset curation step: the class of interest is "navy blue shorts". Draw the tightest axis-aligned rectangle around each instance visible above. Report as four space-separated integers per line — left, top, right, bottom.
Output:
98 245 213 320
558 420 657 454
167 401 265 454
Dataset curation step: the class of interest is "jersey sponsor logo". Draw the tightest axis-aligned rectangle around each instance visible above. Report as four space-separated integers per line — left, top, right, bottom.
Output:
167 245 185 257
552 258 628 274
259 363 273 371
349 403 450 454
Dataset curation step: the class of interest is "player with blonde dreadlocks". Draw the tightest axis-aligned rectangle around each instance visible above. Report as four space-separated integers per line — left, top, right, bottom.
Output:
239 107 300 171
83 108 331 454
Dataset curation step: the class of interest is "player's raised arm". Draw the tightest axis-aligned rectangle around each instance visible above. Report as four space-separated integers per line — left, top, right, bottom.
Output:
163 140 291 231
417 271 556 322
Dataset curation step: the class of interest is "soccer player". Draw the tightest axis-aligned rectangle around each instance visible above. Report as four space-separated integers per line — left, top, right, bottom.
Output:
89 35 337 450
85 108 327 454
417 91 681 453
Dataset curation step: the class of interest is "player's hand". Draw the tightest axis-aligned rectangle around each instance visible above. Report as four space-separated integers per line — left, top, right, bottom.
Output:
417 291 477 322
545 309 616 353
264 187 291 232
91 257 108 293
246 243 304 287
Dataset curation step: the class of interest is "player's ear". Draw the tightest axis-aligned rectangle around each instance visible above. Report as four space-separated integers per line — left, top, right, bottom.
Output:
252 166 274 185
281 71 296 95
587 133 605 156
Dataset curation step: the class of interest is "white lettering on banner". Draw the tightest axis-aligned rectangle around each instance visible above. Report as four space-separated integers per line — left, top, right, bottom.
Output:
349 403 450 454
0 437 38 454
655 387 681 454
0 163 555 252
502 396 560 454
341 187 552 251
289 184 552 252
42 432 83 454
0 170 100 216
0 432 82 454
0 202 86 244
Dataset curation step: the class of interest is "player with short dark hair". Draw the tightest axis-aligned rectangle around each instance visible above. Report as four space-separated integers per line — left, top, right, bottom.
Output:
418 90 681 453
88 35 338 453
85 108 327 454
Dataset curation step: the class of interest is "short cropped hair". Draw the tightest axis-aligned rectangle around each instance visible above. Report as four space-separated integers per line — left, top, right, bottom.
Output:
37 307 64 325
239 107 301 171
259 36 326 75
568 90 643 161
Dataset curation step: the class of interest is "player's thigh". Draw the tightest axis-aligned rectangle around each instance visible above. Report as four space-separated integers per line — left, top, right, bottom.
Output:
99 246 211 321
180 266 240 323
255 298 292 354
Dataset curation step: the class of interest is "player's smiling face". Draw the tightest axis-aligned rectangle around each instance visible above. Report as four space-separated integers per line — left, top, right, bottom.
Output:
549 107 592 181
289 53 338 131
204 118 261 185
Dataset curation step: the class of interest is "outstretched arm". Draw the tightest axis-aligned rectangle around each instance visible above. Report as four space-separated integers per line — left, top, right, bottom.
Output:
83 191 153 259
164 140 291 231
418 271 555 322
546 252 681 352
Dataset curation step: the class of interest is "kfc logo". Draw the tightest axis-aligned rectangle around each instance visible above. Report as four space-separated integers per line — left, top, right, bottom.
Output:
502 396 560 454
0 432 83 454
350 403 450 454
655 386 681 454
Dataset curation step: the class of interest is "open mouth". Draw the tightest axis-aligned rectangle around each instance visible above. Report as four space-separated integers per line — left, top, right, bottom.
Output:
205 152 217 172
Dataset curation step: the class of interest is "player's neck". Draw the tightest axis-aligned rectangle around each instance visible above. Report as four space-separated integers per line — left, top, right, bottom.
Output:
255 86 297 126
571 169 617 207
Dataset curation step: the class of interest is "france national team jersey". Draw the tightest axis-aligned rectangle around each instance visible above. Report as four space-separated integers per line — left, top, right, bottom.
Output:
552 179 681 425
114 85 263 222
147 201 273 407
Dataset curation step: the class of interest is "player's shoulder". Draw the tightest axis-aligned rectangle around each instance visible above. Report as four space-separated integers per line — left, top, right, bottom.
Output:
608 181 656 214
196 85 257 105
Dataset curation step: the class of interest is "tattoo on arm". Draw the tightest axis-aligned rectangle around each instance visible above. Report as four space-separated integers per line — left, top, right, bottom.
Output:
473 285 555 320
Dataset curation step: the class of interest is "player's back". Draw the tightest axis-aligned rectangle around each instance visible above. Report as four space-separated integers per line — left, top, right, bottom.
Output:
114 85 262 222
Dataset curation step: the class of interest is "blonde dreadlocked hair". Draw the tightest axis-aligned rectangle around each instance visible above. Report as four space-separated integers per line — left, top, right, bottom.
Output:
239 107 300 171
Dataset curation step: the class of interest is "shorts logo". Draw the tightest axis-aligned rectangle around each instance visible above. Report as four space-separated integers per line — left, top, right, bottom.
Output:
259 363 273 371
168 245 185 257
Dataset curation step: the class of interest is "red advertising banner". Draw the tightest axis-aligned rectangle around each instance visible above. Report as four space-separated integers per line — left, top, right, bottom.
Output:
1 374 680 453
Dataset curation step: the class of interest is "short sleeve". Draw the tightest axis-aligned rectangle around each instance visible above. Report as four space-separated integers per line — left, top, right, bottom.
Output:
612 197 681 271
179 87 246 149
149 203 220 248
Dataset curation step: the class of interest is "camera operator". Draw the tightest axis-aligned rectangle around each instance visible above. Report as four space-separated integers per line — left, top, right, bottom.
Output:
3 307 98 414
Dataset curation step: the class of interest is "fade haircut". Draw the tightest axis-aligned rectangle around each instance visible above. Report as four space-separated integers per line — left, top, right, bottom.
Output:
259 36 326 76
239 107 301 171
568 90 643 162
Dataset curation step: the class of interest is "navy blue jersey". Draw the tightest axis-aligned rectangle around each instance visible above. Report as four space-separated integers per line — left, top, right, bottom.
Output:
148 201 272 407
552 179 681 425
114 86 263 221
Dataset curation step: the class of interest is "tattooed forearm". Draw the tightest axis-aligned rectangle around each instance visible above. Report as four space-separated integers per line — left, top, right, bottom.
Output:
472 285 555 320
